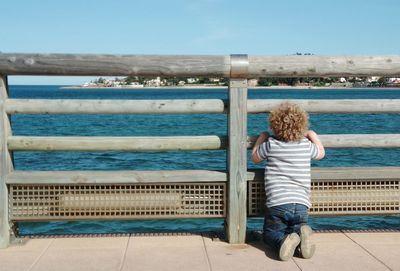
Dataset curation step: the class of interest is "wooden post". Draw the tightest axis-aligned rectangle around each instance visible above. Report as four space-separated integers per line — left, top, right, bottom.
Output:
226 55 248 244
0 75 13 248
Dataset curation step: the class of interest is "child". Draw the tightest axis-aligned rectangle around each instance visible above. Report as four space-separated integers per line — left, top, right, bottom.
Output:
252 102 325 261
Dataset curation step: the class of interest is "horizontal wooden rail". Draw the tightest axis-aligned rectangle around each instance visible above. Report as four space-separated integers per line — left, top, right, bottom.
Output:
5 99 400 114
6 167 400 184
5 99 226 114
248 167 400 181
7 134 400 151
248 99 400 113
7 136 226 151
248 55 400 77
0 54 230 77
1 53 400 77
248 134 400 148
6 170 228 184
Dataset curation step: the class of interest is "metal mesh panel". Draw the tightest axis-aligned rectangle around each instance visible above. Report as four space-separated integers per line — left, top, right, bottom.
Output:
9 183 226 221
248 179 400 216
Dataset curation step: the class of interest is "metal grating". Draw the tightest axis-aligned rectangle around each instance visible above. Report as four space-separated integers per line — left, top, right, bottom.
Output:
248 179 400 216
9 183 226 221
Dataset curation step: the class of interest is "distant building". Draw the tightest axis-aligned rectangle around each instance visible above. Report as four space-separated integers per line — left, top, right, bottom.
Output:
248 79 258 87
187 78 199 84
367 76 380 83
129 82 144 87
387 77 400 87
145 77 162 87
388 78 400 84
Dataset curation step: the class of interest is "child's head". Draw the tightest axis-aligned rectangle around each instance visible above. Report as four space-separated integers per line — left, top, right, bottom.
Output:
269 102 309 142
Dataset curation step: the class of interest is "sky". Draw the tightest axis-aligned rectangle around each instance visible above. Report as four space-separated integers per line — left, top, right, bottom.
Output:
1 0 400 85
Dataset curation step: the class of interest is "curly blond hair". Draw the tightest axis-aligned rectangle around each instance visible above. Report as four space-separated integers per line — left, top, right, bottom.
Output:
269 102 309 142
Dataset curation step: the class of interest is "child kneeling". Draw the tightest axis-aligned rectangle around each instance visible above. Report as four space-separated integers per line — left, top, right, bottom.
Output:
252 102 325 261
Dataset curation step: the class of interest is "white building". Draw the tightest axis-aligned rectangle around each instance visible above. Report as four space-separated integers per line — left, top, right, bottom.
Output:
388 78 400 83
187 78 199 84
248 79 258 87
367 76 380 83
145 77 162 87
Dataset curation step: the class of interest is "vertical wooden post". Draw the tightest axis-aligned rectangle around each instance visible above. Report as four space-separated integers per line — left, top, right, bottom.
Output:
226 55 248 244
0 75 13 248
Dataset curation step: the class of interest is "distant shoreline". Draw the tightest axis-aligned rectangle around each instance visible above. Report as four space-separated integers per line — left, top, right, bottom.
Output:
60 85 400 90
60 85 227 89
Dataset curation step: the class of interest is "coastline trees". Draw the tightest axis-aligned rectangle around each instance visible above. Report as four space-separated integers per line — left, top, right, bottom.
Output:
86 76 395 88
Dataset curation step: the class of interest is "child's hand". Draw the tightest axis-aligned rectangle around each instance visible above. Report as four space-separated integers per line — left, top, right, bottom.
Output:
258 131 269 142
252 132 269 164
305 130 317 139
305 130 325 160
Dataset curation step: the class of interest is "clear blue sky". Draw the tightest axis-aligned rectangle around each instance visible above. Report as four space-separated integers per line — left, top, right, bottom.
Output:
2 0 400 85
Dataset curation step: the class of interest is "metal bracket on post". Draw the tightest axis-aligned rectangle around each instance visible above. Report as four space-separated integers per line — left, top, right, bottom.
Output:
230 54 249 79
226 55 248 244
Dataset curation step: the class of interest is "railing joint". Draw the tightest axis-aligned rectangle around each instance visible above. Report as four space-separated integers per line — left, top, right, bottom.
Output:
230 54 248 78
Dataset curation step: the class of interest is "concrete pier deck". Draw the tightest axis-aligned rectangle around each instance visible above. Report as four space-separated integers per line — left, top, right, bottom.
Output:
1 232 399 271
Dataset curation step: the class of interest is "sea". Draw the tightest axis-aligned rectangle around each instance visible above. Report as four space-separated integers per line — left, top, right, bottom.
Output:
8 85 400 235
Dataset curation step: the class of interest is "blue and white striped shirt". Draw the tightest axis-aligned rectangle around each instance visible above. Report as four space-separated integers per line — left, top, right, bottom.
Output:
256 137 320 208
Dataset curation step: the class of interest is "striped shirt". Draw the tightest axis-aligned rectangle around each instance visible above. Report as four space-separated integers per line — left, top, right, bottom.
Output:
256 137 320 208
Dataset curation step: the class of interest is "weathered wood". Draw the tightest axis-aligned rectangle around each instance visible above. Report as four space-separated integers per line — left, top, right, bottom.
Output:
248 99 400 113
0 53 230 77
8 134 400 152
247 134 400 148
226 78 248 244
247 167 400 182
7 136 226 151
6 170 228 184
5 99 226 114
0 76 13 248
7 167 400 185
6 99 400 115
1 53 400 77
307 134 400 148
248 55 400 77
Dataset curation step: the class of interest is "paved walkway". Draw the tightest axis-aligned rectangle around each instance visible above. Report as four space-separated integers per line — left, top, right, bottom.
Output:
1 232 399 271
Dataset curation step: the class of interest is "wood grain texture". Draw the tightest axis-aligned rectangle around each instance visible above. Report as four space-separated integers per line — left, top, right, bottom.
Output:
0 76 12 248
7 136 226 151
247 167 400 182
248 55 400 77
7 167 400 184
6 99 226 114
6 170 228 184
8 134 400 152
247 134 400 148
6 99 400 114
1 53 400 77
247 99 400 113
226 79 248 244
0 53 230 76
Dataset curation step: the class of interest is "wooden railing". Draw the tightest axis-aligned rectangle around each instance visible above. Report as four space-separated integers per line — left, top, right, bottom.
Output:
1 53 400 248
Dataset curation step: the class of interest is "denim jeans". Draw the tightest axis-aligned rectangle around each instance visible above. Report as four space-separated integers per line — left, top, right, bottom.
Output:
263 203 309 250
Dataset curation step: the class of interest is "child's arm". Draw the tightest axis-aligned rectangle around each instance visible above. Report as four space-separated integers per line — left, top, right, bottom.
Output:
306 130 325 160
252 132 269 164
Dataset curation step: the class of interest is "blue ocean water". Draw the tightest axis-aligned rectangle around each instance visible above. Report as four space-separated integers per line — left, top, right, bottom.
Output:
8 85 400 235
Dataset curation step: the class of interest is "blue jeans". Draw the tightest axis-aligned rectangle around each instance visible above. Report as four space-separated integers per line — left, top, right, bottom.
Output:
263 203 309 250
